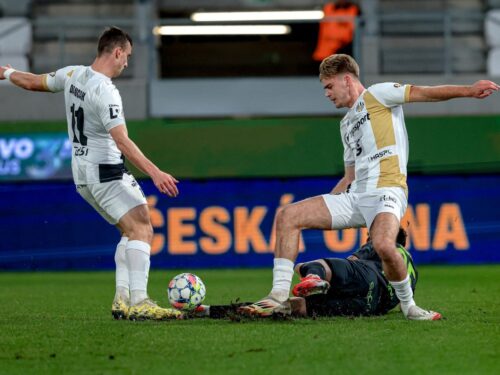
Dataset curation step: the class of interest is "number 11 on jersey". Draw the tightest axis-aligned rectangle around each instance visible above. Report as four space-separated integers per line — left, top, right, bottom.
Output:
71 104 88 156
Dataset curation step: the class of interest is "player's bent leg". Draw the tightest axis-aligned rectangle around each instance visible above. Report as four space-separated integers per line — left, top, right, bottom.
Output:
119 205 175 318
118 204 153 244
371 213 441 320
292 260 331 297
370 213 407 281
371 214 415 316
265 196 333 305
82 178 151 319
274 196 332 260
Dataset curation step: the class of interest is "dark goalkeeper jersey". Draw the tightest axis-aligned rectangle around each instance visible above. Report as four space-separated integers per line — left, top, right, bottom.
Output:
305 242 418 317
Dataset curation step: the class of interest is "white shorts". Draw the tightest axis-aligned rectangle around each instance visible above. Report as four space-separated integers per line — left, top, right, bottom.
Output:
76 173 147 225
321 187 407 230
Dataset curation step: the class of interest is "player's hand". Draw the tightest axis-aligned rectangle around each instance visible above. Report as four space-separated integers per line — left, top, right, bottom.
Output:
470 80 499 99
152 171 179 197
0 64 12 80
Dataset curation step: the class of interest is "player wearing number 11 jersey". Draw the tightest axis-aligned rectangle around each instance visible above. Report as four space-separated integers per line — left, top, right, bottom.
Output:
46 64 127 185
0 27 182 321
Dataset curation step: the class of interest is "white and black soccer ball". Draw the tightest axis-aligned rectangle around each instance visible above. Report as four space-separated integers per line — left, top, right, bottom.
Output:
168 273 206 311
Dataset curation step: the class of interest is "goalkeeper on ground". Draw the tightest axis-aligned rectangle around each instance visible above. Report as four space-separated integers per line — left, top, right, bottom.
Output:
197 227 420 319
289 227 418 317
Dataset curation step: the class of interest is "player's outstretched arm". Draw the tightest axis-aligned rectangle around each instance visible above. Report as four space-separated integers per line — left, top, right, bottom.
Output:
0 65 50 92
409 80 499 102
109 125 179 197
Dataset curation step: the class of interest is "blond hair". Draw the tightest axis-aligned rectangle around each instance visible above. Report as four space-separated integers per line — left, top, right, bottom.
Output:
319 54 360 80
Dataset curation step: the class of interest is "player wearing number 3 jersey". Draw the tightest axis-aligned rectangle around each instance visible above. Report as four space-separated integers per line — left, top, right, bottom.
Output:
240 54 499 321
0 27 182 321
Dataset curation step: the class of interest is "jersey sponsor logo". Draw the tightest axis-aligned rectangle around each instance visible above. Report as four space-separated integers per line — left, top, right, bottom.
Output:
69 84 86 101
379 194 397 204
109 104 120 119
345 113 370 144
369 149 393 162
393 83 401 88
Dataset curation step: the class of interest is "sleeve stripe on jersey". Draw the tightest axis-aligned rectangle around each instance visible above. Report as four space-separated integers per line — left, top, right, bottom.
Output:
41 74 50 92
404 85 412 103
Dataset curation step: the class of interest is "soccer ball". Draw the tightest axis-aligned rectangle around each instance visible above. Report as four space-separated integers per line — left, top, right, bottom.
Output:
168 273 206 311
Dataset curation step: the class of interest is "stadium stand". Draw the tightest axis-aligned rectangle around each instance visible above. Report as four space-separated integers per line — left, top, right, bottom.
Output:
0 0 32 17
0 0 498 120
31 0 135 76
0 17 31 85
485 6 500 76
379 0 485 74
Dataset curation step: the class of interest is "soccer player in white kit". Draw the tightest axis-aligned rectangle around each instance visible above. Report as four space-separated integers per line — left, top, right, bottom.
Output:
0 27 182 321
240 54 499 320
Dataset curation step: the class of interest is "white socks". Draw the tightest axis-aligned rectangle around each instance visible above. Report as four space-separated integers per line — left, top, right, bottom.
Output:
126 240 151 305
270 258 294 302
114 237 129 300
390 274 416 316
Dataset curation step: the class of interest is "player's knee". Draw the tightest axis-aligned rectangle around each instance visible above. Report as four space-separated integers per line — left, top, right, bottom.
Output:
372 237 397 262
128 222 153 243
276 205 298 230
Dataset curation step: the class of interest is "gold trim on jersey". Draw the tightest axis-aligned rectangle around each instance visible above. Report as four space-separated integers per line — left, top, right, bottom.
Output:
41 74 50 91
364 91 395 149
364 91 407 193
377 155 408 192
404 85 412 103
67 70 74 78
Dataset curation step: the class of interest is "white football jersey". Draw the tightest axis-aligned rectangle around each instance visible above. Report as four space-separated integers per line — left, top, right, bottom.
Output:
43 66 126 184
340 82 411 194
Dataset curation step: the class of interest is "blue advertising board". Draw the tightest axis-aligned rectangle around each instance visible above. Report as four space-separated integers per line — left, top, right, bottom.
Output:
0 133 72 181
0 175 498 270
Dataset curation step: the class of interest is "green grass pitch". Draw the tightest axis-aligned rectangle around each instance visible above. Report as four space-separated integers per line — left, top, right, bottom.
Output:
1 265 499 375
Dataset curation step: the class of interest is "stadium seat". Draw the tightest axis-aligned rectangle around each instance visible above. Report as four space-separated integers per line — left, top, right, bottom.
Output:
0 0 31 17
485 10 500 47
0 17 32 55
0 17 31 85
487 47 500 76
487 0 500 8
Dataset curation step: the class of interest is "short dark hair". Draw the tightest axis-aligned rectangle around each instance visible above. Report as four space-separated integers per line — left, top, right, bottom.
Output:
97 27 132 56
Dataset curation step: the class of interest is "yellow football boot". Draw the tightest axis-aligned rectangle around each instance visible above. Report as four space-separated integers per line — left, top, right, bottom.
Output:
128 298 183 321
111 295 130 320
